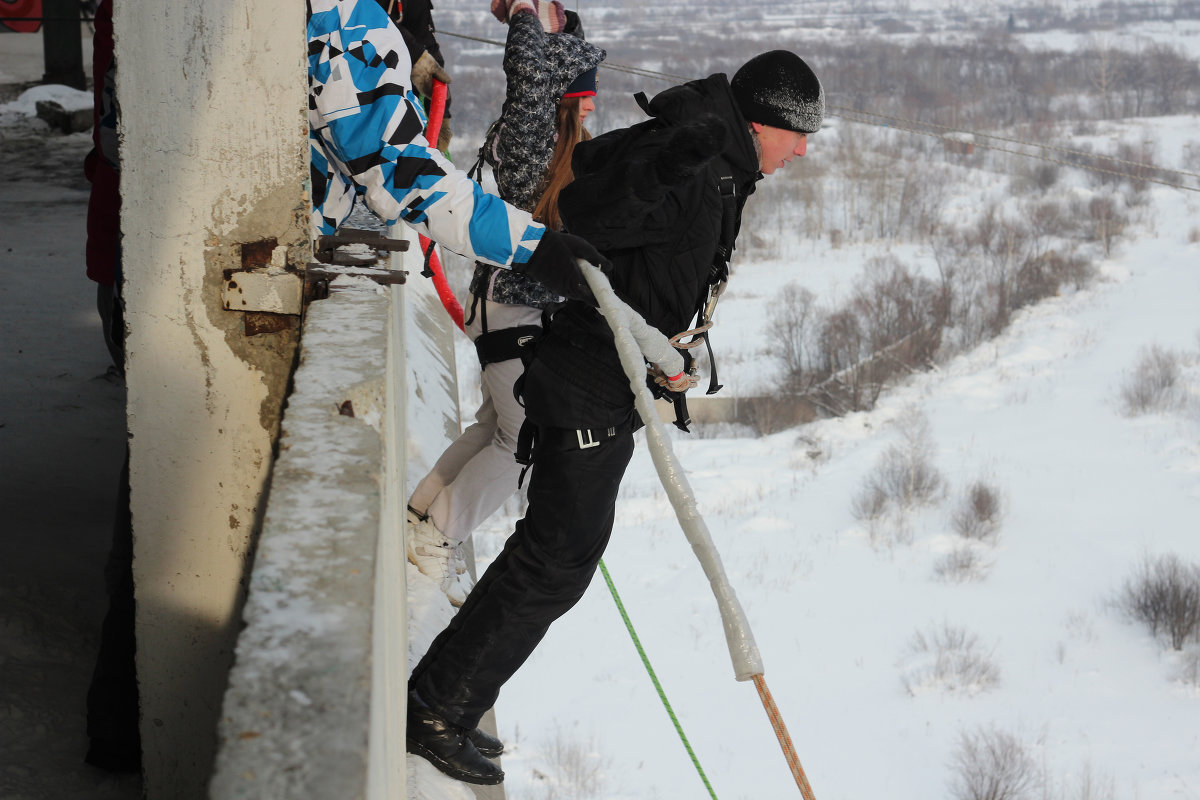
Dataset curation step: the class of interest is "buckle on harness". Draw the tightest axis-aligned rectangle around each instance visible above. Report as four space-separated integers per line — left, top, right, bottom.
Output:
575 427 616 450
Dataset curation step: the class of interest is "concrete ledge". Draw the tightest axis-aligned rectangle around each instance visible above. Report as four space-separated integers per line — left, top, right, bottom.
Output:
210 277 390 800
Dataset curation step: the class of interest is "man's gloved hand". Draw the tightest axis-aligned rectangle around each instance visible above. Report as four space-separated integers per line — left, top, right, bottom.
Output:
512 229 610 306
490 0 566 32
649 363 700 394
411 50 451 98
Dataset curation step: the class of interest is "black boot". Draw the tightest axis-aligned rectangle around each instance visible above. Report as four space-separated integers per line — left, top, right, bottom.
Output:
468 726 504 759
407 693 504 785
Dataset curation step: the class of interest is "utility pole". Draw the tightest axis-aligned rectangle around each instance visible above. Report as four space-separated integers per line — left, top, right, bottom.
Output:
41 0 84 89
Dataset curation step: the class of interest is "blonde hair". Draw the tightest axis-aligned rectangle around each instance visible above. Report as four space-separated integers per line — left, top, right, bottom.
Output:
531 95 591 231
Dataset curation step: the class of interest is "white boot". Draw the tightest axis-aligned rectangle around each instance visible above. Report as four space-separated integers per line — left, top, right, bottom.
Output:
450 544 477 598
407 507 471 607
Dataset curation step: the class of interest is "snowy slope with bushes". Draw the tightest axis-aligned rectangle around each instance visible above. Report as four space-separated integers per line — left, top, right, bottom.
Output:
409 1 1200 797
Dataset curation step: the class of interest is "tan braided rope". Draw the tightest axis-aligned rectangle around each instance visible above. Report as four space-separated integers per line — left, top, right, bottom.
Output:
753 674 817 800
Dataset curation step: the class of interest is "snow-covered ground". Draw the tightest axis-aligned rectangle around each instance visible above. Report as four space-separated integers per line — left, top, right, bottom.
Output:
406 125 1200 798
405 3 1200 796
5 2 1200 798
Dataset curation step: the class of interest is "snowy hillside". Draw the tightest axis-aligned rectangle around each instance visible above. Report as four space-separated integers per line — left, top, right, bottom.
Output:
409 136 1200 800
408 1 1200 798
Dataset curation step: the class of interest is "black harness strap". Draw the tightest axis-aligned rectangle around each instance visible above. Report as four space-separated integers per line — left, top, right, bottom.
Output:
467 292 544 370
663 170 737 431
515 418 537 488
420 237 437 278
698 171 738 397
474 325 543 370
515 418 628 488
670 393 692 432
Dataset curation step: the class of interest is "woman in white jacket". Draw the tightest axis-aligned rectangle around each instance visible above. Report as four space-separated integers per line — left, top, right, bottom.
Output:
404 0 605 606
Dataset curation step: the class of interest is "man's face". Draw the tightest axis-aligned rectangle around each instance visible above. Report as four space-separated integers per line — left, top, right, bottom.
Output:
752 123 808 174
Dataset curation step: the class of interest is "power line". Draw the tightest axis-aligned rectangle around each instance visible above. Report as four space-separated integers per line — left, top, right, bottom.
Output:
439 28 1200 192
834 108 1200 193
831 104 1200 188
438 29 691 82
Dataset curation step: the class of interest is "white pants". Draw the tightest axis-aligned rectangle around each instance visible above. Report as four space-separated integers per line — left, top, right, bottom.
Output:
407 299 542 545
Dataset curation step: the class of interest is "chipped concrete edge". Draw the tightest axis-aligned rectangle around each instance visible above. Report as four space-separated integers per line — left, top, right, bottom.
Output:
209 277 390 800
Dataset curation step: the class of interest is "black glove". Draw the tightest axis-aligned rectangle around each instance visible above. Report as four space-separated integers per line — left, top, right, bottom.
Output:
513 229 610 306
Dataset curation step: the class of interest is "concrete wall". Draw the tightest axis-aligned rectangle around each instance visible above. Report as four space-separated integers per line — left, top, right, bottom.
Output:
116 0 308 796
209 277 391 800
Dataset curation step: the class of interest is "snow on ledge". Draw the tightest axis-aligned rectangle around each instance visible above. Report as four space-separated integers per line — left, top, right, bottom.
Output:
211 277 390 800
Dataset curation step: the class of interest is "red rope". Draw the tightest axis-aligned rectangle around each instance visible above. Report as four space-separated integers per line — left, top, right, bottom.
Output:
426 80 448 148
752 674 817 800
419 78 464 331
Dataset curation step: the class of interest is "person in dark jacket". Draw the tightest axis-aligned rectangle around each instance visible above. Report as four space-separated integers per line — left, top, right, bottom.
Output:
406 50 824 786
406 0 604 607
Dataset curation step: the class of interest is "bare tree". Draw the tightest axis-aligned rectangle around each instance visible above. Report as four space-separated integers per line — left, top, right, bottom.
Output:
1145 42 1197 115
949 726 1042 800
1086 38 1123 119
1117 554 1200 650
1072 194 1122 257
767 283 822 393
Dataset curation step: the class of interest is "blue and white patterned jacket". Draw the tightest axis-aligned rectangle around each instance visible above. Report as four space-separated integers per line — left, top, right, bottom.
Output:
307 0 545 269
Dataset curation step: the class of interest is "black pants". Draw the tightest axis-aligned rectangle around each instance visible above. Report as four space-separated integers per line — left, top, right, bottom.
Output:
410 422 634 730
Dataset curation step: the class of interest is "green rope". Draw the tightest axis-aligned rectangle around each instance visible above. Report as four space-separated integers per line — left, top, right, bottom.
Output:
598 559 719 800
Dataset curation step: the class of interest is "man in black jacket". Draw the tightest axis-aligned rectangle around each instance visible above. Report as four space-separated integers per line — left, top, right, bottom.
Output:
406 50 824 786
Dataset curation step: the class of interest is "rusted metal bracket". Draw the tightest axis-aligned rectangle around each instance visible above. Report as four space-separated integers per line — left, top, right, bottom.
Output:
223 239 304 337
305 264 408 286
313 227 410 265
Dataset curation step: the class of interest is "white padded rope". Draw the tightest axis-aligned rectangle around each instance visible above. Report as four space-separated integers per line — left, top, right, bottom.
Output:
579 260 763 680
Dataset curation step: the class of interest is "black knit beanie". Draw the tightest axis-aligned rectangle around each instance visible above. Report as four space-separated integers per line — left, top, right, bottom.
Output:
730 50 824 134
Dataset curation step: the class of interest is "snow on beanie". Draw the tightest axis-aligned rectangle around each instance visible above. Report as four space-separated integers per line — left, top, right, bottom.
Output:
730 50 824 134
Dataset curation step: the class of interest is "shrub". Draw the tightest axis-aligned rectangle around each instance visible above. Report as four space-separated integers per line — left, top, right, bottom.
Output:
900 623 1000 696
767 283 822 394
876 442 944 508
934 546 989 584
1117 554 1200 650
851 411 944 543
1013 161 1060 192
851 479 889 523
1118 344 1184 416
951 481 1004 542
948 726 1041 800
851 255 945 368
879 410 944 508
1175 649 1200 689
531 726 611 800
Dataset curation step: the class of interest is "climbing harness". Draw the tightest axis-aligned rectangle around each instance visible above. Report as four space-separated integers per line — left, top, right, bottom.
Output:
652 154 740 431
465 293 543 370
